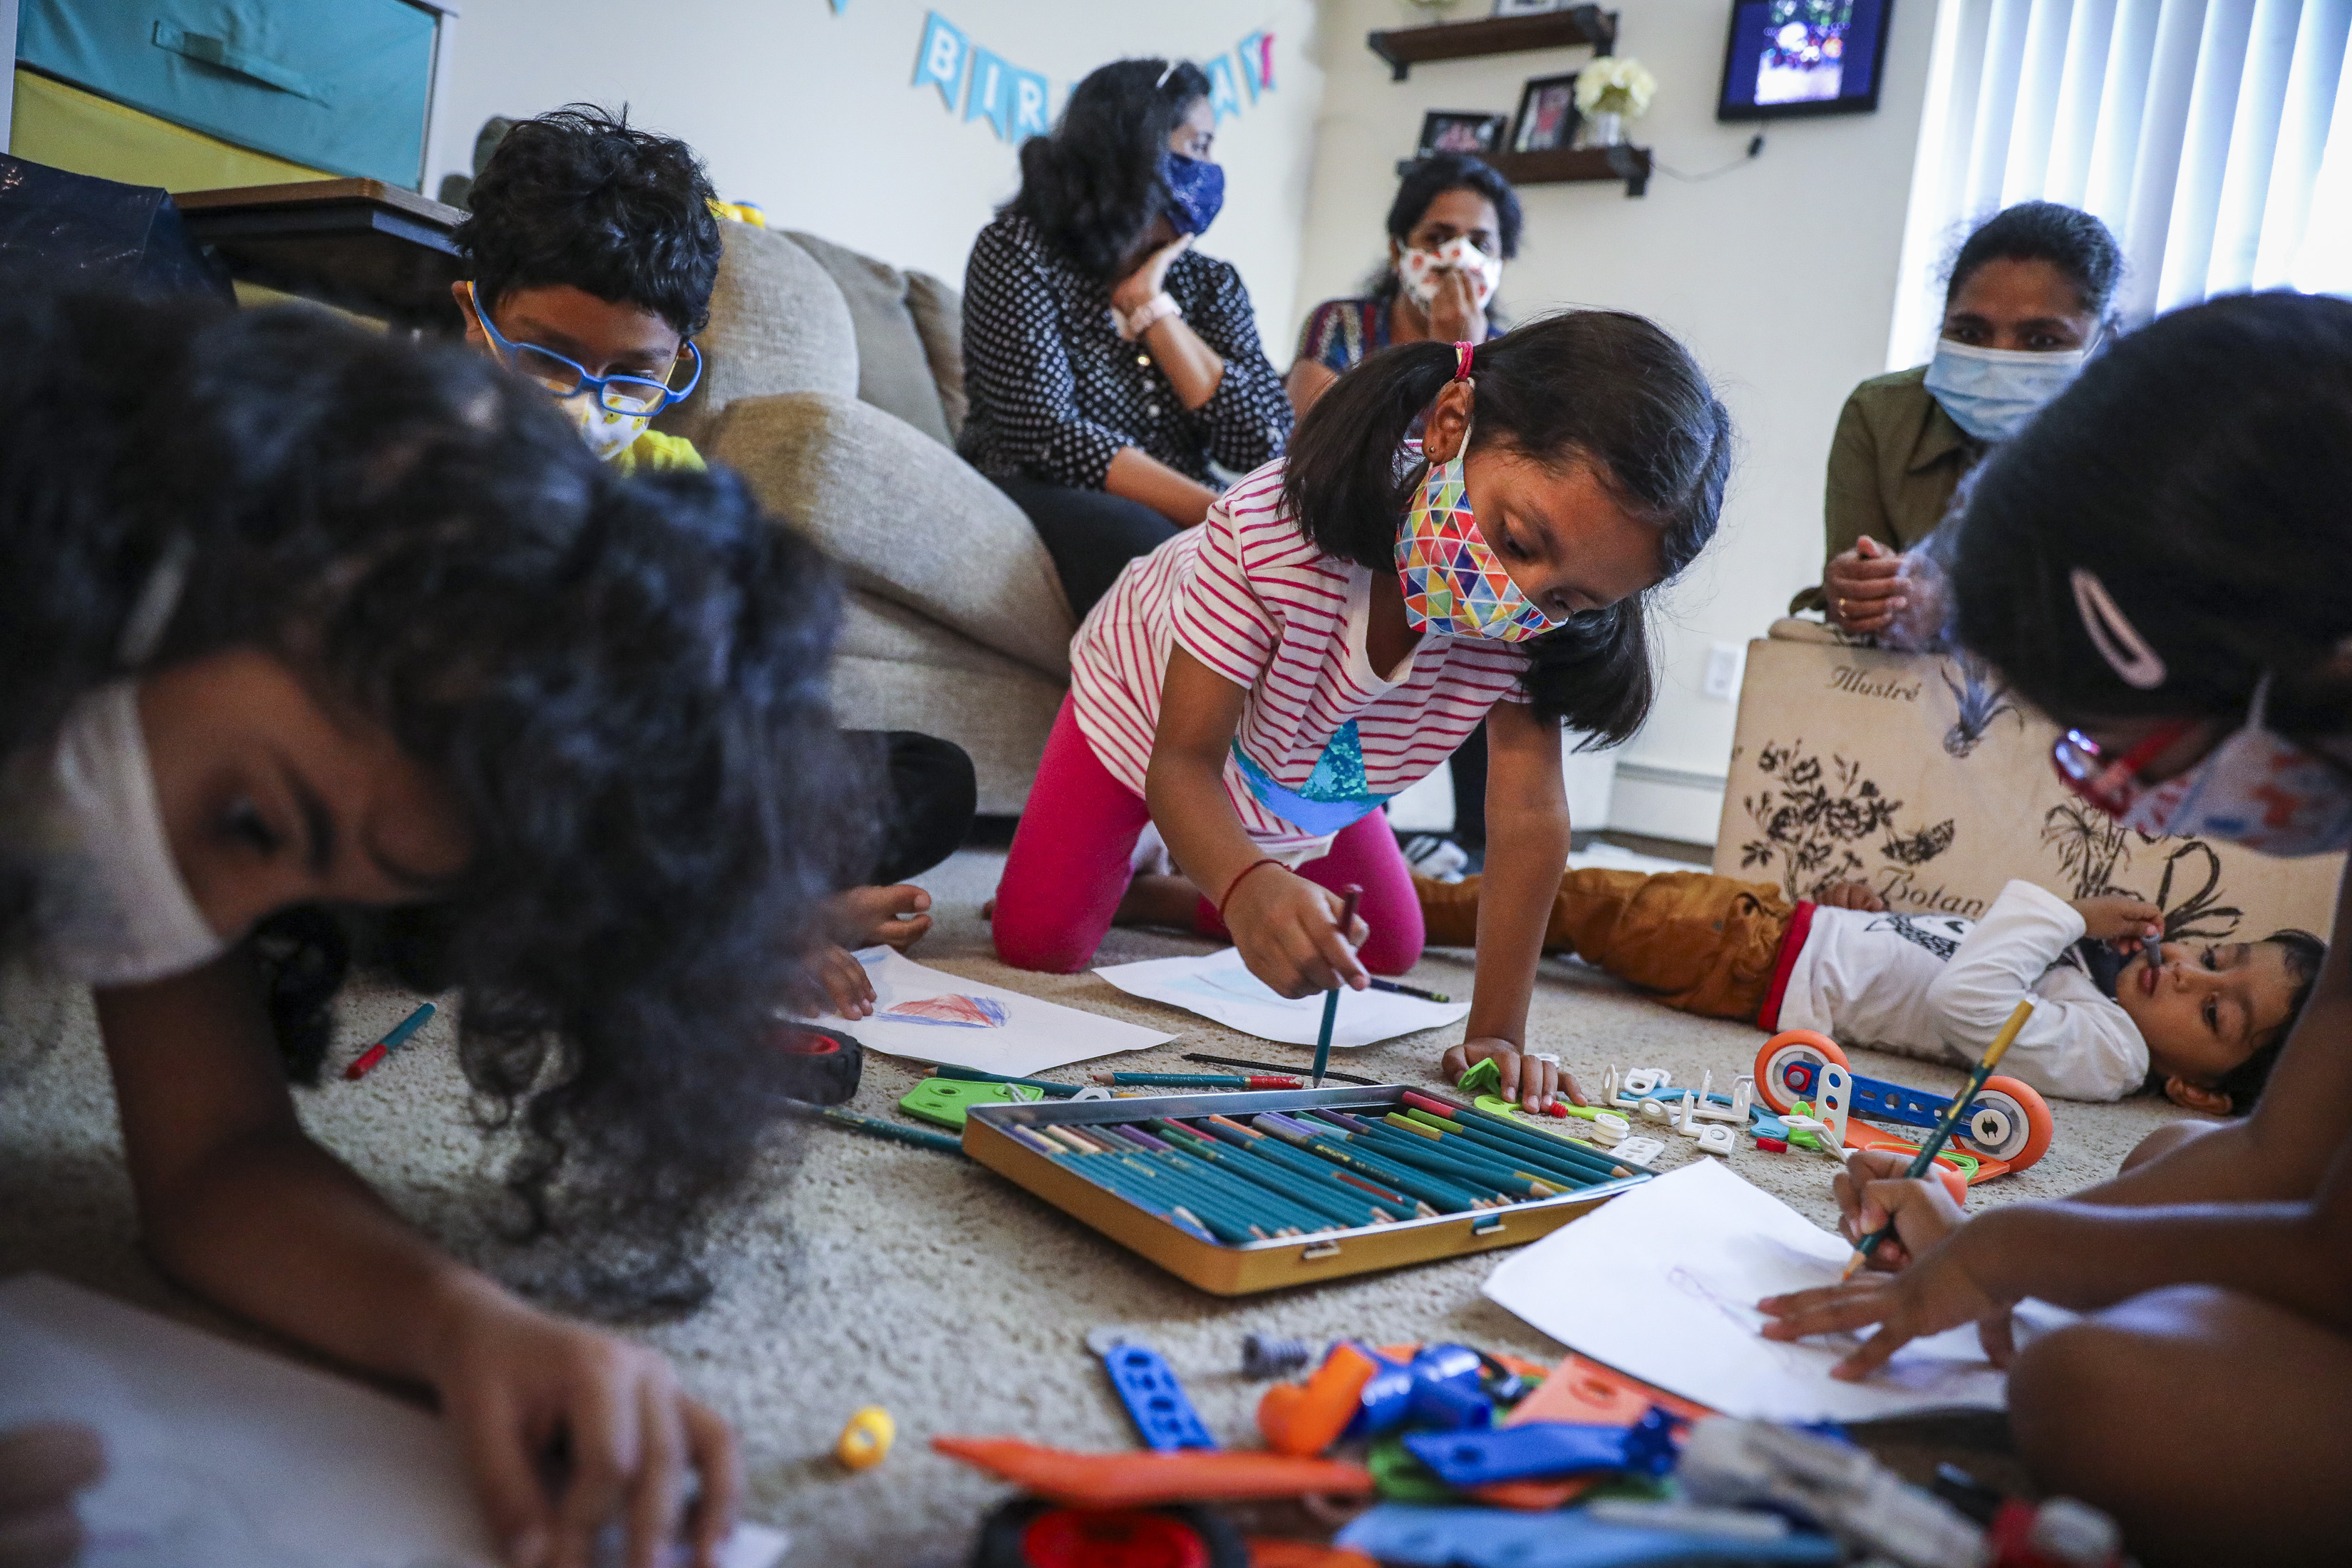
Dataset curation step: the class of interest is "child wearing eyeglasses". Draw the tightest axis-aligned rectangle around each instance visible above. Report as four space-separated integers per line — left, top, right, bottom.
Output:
1418 867 2322 1110
452 105 973 1014
453 105 715 476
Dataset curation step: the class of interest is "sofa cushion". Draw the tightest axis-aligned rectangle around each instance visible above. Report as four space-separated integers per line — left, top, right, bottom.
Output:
710 391 1076 677
831 596 1062 814
785 230 954 448
904 270 967 441
655 225 856 449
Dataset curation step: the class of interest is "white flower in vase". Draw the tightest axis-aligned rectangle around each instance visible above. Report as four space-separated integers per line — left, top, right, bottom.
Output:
1576 56 1657 147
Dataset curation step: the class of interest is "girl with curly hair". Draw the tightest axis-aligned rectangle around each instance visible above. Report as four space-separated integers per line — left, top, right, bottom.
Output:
0 294 865 1568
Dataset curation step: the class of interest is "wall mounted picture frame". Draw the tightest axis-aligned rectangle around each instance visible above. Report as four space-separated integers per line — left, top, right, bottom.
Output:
1415 110 1511 160
1510 72 1583 153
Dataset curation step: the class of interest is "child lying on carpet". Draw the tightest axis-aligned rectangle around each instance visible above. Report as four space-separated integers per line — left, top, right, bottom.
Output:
1425 868 2322 1109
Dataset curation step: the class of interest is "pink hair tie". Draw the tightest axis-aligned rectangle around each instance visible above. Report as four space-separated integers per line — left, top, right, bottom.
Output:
1453 340 1476 380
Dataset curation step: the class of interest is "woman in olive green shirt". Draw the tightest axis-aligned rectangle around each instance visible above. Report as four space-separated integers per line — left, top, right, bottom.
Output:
1806 202 2120 634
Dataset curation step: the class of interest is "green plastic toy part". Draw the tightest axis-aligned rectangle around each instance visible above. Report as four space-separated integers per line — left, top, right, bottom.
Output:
898 1077 1043 1130
1455 1057 1503 1095
1366 1435 1458 1502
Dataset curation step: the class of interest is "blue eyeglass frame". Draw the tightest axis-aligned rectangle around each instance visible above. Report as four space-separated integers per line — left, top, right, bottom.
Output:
470 289 703 414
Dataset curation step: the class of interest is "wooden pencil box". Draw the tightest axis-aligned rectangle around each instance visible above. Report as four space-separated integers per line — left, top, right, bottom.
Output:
964 1085 1654 1296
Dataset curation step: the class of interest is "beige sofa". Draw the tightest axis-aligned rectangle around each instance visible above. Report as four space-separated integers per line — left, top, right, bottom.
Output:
1713 619 2342 939
654 222 1073 813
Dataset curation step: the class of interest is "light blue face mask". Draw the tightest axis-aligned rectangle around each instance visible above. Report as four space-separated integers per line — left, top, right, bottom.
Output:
1923 339 2093 443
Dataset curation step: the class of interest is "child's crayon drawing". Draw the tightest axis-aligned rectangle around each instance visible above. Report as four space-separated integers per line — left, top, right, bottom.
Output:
881 994 1010 1028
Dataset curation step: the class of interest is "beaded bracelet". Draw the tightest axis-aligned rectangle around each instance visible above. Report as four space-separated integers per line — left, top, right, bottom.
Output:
1217 857 1285 924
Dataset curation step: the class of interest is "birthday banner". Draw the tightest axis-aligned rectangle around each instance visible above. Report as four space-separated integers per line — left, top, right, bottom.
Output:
910 11 1279 143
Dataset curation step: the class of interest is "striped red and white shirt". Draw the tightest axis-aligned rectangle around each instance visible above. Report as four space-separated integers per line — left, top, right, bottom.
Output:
1069 458 1532 860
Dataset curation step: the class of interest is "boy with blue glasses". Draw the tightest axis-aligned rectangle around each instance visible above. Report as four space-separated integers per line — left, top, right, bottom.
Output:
452 105 713 475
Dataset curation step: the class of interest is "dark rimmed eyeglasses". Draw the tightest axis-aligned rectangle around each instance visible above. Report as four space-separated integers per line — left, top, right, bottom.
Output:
470 289 702 416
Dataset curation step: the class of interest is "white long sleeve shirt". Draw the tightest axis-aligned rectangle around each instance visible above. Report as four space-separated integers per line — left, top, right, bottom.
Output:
1773 880 2149 1101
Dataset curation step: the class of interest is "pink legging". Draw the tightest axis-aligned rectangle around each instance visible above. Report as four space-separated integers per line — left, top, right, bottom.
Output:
993 697 1426 976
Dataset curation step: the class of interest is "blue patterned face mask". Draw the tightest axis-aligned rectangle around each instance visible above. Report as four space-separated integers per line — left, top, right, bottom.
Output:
1160 153 1225 236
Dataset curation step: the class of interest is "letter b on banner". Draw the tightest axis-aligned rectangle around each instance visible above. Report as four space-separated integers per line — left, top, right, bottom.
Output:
913 12 968 111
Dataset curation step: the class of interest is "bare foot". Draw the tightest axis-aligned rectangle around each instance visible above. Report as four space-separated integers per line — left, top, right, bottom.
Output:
833 884 934 950
1114 872 1207 931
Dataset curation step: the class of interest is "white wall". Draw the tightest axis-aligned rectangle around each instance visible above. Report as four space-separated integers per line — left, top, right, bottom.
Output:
426 0 1326 357
1298 0 1941 842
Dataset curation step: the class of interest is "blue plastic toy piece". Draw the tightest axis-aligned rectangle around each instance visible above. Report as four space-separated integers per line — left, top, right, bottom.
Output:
1401 1407 1681 1487
1349 1343 1494 1440
1336 1505 1842 1568
1098 1340 1218 1452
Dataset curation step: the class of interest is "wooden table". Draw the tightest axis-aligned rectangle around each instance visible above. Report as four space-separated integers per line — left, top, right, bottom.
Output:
174 177 466 332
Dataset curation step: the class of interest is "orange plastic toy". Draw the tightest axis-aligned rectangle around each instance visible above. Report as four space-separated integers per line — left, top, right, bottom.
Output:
1257 1342 1381 1456
931 1437 1376 1508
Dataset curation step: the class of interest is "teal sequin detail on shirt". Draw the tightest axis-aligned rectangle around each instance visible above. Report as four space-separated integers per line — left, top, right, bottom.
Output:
1230 721 1390 836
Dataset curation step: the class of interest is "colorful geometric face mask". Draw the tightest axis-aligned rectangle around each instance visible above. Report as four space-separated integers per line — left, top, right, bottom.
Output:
1395 425 1566 643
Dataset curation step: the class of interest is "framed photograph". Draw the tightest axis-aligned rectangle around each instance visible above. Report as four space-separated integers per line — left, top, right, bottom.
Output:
1492 0 1566 14
1415 110 1511 160
1510 72 1583 153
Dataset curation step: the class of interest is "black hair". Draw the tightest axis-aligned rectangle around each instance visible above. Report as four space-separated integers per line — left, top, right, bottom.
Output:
1371 154 1524 325
455 104 723 337
0 294 867 1308
1949 292 2352 739
1944 200 2123 324
1281 311 1732 743
2205 928 2328 1113
1007 58 1212 279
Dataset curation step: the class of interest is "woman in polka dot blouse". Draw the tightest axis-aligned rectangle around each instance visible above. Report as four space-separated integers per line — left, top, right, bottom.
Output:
959 58 1293 619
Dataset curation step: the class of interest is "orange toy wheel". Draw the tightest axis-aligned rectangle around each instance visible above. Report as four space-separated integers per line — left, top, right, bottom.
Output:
1753 1031 1851 1116
1951 1075 2054 1172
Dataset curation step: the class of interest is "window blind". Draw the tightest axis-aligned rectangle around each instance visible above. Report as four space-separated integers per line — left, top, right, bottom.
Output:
1888 0 2351 366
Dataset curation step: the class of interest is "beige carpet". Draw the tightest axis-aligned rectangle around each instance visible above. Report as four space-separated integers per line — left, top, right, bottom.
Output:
0 847 2188 1564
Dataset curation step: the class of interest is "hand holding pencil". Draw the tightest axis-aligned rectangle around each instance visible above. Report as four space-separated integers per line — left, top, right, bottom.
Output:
1219 862 1371 1000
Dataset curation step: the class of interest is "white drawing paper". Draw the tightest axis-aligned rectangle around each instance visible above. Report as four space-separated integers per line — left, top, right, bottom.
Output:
0 1274 788 1568
810 948 1171 1076
1093 947 1470 1048
1482 1160 2041 1421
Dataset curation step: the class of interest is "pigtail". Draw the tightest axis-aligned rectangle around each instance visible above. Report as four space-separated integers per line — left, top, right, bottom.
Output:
1282 339 1462 571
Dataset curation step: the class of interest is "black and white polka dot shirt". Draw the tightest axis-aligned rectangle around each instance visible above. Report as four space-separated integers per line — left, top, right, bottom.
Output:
958 211 1292 490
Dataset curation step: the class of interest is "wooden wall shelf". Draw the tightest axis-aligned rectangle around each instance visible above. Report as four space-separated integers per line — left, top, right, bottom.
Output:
1367 6 1617 81
1396 144 1652 197
1488 145 1651 196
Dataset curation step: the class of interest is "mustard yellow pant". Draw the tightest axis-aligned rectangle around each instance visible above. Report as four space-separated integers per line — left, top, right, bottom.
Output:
1415 867 1794 1023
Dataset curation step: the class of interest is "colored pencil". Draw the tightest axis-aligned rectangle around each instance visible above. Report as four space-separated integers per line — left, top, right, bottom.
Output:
1252 1118 1488 1212
1369 977 1452 1003
1390 1109 1621 1186
1342 1120 1571 1197
1167 1119 1415 1218
803 1105 966 1155
1182 1051 1379 1085
1093 1072 1304 1088
1150 1123 1391 1226
1844 998 2035 1280
1311 884 1364 1088
344 1001 436 1081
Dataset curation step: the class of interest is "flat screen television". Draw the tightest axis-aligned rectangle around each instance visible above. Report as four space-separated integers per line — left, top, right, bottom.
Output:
1717 0 1892 120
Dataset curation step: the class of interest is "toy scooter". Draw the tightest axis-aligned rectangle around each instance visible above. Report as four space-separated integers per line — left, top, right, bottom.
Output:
1753 1030 2053 1184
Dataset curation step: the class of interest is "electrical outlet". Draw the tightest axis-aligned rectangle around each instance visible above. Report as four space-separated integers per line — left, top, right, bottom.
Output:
1702 642 1743 702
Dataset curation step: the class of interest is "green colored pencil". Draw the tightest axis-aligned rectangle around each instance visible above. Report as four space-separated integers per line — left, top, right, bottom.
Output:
801 1105 966 1155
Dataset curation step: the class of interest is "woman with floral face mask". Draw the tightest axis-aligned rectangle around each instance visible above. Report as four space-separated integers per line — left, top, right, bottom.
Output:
991 312 1731 1113
1801 201 2119 636
1758 294 2352 1567
1286 154 1521 425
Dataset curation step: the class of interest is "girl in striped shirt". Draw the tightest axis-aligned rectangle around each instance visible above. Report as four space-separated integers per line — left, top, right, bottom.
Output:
991 312 1732 1108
